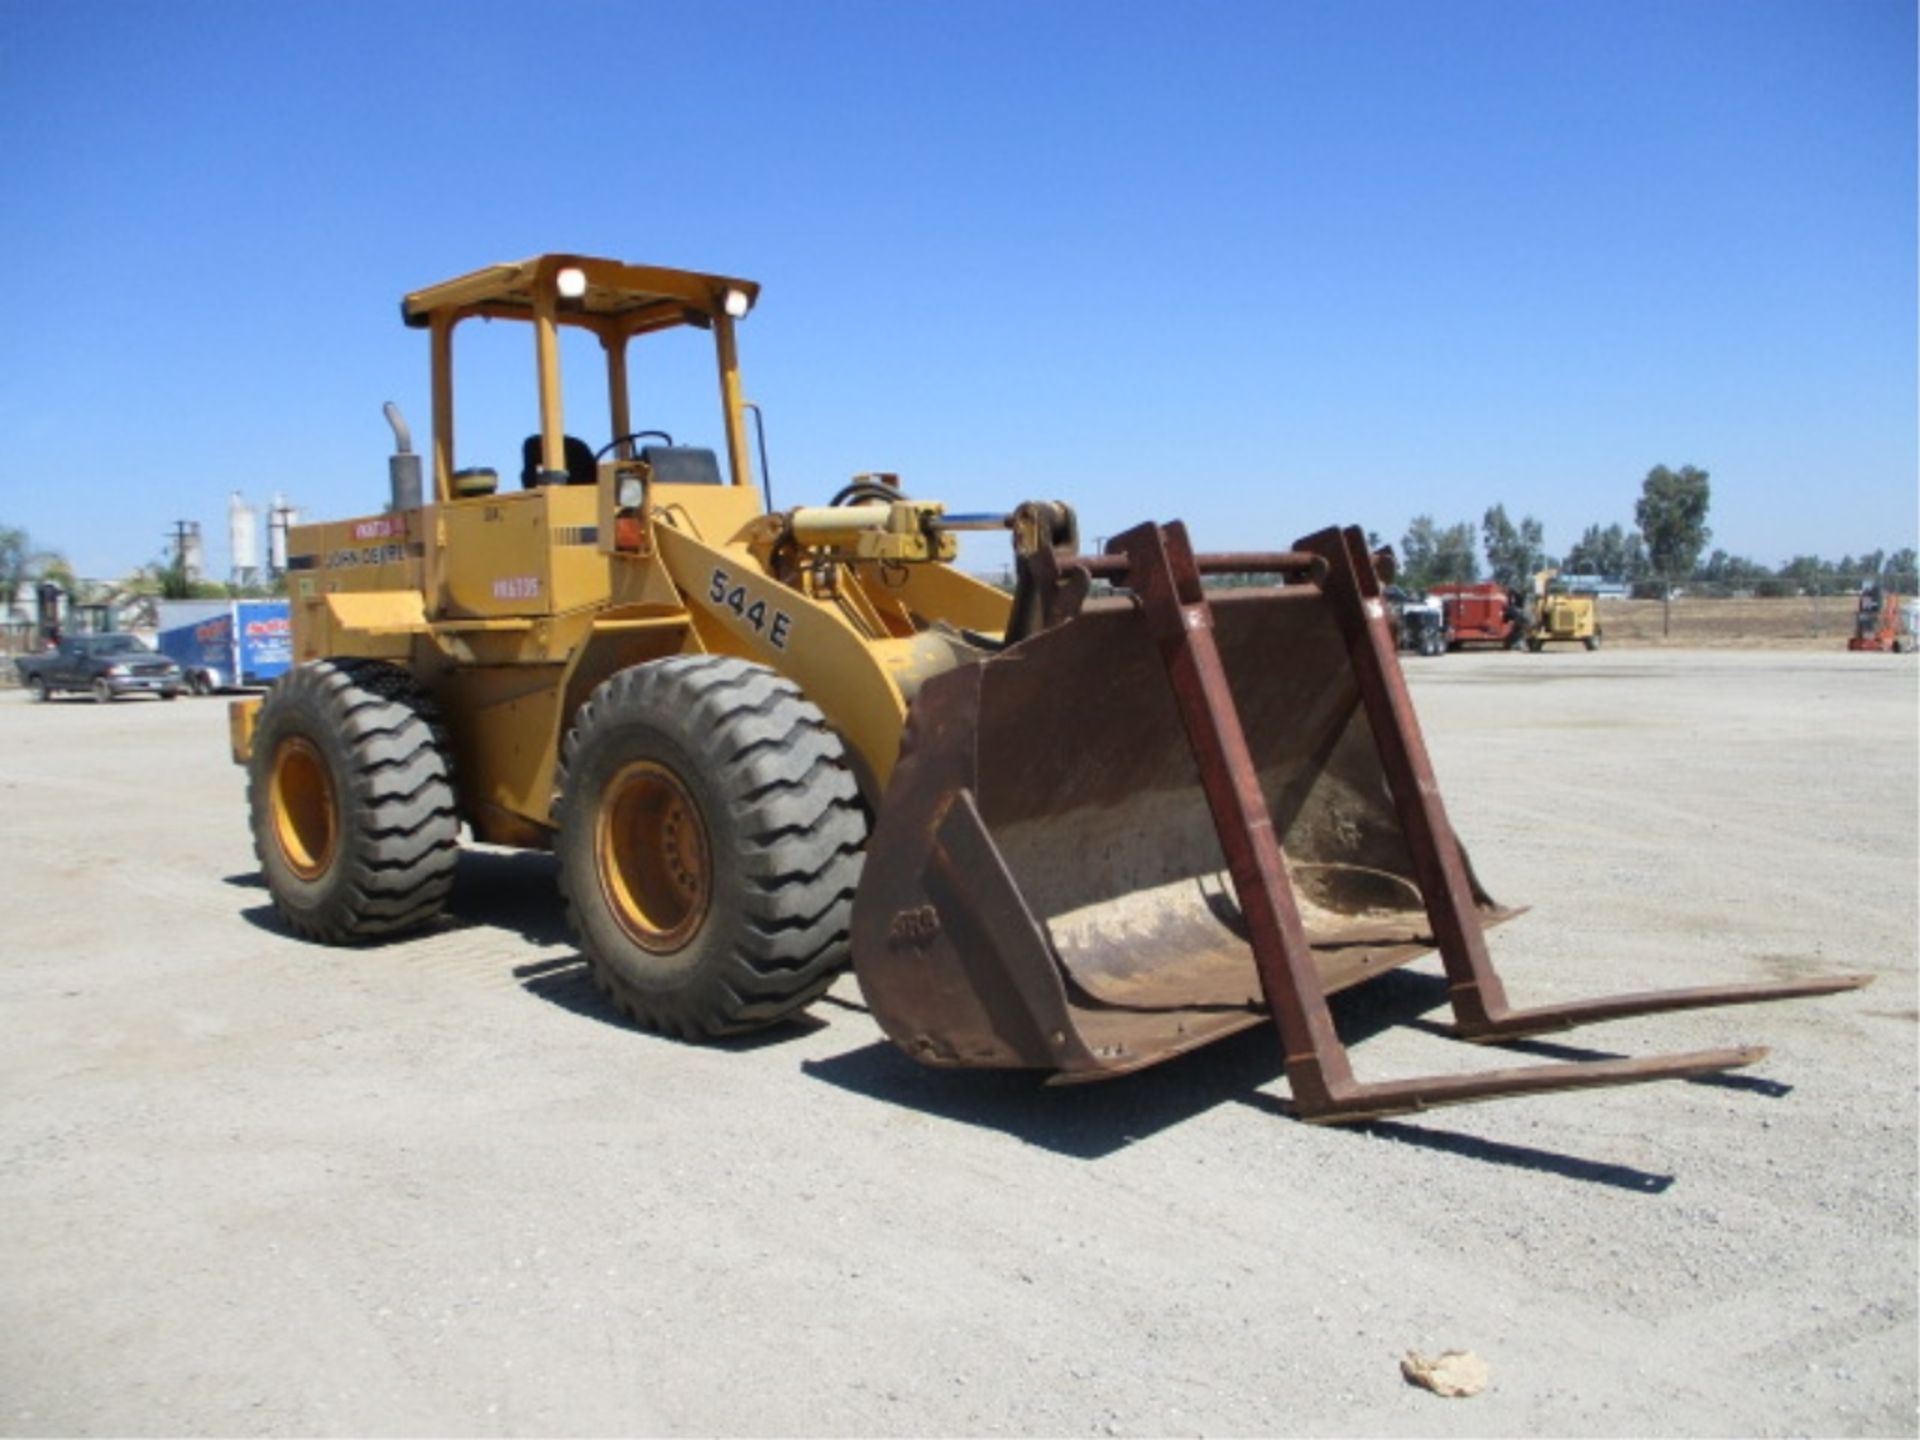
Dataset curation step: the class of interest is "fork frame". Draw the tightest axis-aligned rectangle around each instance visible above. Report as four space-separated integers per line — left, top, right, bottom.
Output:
1108 519 1868 1124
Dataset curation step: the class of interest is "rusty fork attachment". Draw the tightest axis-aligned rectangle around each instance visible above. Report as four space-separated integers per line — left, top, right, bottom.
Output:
1098 519 1871 1125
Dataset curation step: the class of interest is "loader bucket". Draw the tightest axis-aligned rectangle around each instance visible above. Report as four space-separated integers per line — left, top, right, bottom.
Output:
851 521 1870 1123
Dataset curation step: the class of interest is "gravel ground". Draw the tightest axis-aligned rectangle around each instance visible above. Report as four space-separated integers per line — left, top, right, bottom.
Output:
0 648 1913 1437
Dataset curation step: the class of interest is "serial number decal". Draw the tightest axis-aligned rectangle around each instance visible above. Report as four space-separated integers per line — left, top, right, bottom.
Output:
492 576 541 601
887 904 942 949
708 567 793 649
327 543 407 569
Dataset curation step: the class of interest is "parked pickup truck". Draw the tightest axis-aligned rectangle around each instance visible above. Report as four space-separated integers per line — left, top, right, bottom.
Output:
15 633 185 702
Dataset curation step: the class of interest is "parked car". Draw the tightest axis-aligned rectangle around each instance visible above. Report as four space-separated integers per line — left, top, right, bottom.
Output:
15 633 184 702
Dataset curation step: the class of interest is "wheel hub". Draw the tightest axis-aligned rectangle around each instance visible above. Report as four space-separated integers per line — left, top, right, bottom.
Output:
270 735 338 881
597 761 711 953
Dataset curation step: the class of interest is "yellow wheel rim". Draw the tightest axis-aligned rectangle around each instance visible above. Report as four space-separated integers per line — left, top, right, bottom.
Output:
596 761 710 953
270 735 337 881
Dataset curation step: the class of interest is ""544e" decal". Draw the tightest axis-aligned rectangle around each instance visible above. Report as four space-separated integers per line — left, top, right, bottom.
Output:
708 567 794 650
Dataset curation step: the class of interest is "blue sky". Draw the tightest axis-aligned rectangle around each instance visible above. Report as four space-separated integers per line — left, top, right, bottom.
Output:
1 0 1913 581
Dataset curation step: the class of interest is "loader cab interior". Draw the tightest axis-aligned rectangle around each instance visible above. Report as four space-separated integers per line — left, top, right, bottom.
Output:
400 255 761 506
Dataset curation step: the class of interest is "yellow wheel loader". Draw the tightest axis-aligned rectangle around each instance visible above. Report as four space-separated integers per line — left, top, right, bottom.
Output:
232 255 1866 1123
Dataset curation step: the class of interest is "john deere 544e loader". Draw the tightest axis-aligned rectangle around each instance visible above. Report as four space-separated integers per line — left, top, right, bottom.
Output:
232 255 1865 1124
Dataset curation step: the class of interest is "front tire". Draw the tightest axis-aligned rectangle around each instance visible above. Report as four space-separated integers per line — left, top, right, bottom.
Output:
1584 634 1600 651
92 678 113 703
247 659 459 943
556 655 867 1039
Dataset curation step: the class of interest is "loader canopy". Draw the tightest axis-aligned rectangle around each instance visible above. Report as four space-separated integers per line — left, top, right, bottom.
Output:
400 254 762 505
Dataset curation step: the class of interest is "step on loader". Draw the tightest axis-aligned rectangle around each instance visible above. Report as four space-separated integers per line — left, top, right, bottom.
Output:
233 255 1868 1125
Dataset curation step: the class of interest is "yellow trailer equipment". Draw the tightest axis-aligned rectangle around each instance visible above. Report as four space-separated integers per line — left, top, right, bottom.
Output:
1525 568 1602 651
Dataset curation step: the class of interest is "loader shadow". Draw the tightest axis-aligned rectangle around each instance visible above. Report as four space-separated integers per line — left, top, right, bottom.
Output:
803 1023 1284 1161
228 849 576 948
238 903 294 937
1404 1020 1796 1098
806 969 1683 1188
230 850 824 1049
510 953 827 1048
1338 1115 1673 1193
445 849 574 947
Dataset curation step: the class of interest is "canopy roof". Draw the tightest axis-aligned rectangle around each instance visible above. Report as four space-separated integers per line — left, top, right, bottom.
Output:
401 254 760 335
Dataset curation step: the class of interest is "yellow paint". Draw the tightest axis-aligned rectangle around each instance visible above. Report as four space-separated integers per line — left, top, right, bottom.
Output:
228 696 261 765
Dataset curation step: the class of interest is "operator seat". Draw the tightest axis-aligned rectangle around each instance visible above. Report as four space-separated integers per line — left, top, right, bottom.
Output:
520 434 598 489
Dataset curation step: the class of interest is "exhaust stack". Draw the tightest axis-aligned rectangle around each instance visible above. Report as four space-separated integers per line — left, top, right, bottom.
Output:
384 401 423 512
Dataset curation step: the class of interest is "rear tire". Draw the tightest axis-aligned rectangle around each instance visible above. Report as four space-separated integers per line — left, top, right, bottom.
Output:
26 675 48 702
248 658 459 943
556 655 867 1039
1584 634 1600 651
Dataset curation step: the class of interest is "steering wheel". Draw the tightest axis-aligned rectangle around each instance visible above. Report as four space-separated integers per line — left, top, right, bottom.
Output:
596 430 674 462
829 478 910 507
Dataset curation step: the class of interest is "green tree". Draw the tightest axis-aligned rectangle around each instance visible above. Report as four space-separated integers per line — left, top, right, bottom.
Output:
125 556 226 603
1634 464 1712 633
1400 516 1479 590
1481 504 1549 588
1 525 73 623
1779 555 1840 596
1564 524 1610 576
1886 547 1918 595
1695 549 1770 595
0 526 30 617
1564 522 1650 580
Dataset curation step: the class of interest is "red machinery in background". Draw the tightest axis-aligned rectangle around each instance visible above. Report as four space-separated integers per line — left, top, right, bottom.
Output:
1848 583 1917 653
1430 581 1522 650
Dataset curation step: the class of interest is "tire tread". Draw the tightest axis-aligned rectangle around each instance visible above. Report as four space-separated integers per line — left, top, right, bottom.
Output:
556 655 867 1037
248 659 459 944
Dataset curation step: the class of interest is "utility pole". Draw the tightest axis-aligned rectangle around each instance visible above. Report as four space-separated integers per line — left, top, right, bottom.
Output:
166 520 204 580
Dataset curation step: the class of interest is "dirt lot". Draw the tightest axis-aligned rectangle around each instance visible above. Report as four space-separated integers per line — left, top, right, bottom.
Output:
1593 594 1877 649
1 650 1914 1437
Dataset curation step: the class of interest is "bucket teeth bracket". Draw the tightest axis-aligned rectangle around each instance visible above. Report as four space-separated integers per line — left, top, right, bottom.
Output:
1103 519 1871 1125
